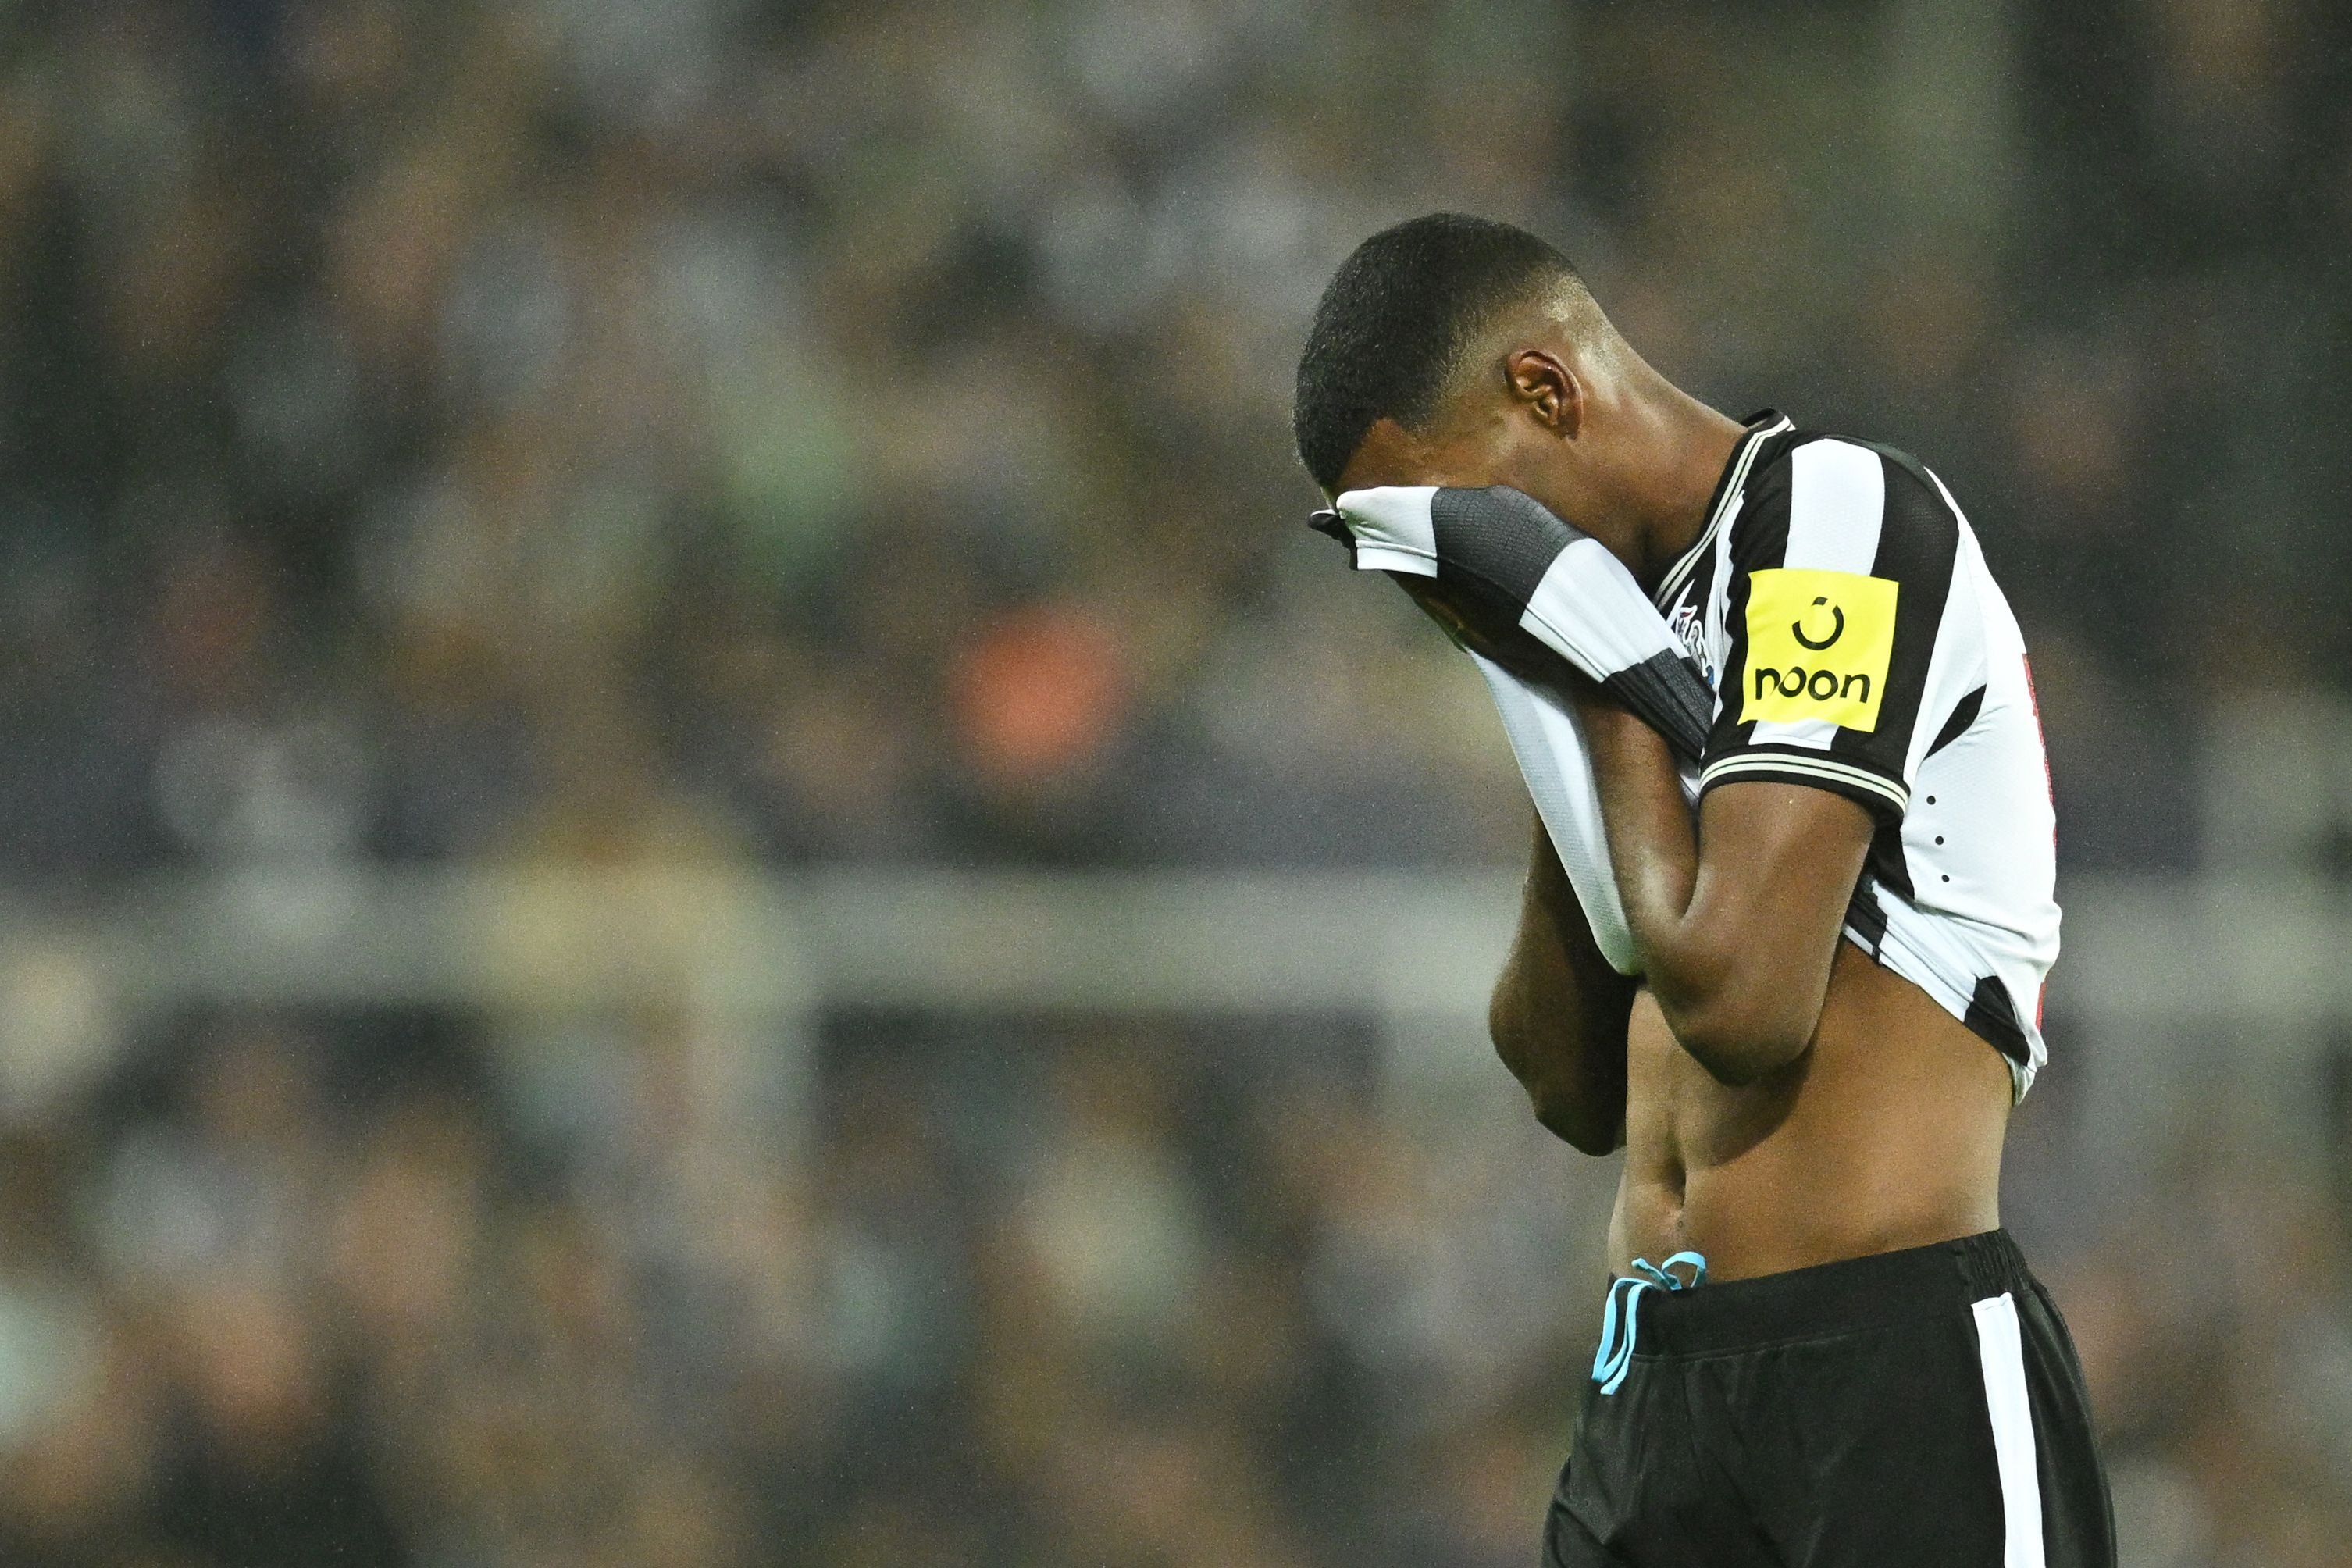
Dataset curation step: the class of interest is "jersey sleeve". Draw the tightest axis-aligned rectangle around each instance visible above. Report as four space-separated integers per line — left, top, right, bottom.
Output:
1698 437 1962 827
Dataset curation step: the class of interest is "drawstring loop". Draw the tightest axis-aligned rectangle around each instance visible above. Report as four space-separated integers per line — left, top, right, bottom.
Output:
1591 1250 1707 1395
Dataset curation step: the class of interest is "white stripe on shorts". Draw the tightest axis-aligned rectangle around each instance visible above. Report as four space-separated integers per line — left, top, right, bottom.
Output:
1972 1292 2046 1568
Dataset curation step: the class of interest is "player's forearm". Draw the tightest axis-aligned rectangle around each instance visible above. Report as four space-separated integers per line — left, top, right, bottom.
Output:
1573 700 1816 1085
1488 818 1632 1153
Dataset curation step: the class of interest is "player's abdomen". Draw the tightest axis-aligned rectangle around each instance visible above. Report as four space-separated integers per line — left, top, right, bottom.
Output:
1613 939 2009 1281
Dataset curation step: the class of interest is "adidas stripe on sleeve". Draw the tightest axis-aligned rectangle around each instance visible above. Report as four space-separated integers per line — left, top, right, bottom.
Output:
1700 437 1963 824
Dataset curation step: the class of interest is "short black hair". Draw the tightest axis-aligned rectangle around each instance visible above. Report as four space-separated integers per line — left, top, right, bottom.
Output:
1292 213 1584 494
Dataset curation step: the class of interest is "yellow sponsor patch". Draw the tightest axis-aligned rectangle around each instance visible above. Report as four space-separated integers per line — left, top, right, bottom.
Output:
1741 568 1898 731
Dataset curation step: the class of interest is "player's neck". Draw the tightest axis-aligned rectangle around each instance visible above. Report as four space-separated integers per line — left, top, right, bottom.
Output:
1613 386 1745 590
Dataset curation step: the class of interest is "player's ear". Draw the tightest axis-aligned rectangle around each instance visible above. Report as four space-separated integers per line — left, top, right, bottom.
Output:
1505 348 1582 437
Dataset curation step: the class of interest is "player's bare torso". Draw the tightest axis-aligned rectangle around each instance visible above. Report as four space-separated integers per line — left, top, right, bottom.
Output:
1609 938 2011 1281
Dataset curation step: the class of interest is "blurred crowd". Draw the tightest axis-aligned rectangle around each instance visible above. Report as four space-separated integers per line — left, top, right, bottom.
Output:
2 997 2347 1568
0 1005 1616 1567
3 0 2343 889
0 0 2348 1563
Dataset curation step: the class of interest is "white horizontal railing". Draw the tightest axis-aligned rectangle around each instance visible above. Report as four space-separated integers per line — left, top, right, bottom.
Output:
15 865 2340 1024
1 865 2342 1177
51 867 1522 1022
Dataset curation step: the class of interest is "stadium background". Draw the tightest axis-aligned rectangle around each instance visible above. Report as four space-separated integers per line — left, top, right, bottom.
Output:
0 1 2348 1564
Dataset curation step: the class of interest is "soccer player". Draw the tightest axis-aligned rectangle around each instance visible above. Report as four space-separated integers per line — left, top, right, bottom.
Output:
1292 215 2115 1566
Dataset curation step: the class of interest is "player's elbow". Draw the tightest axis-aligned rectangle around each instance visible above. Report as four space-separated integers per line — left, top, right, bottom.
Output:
1516 1060 1621 1153
1657 976 1816 1088
1520 1097 1610 1155
1489 999 1619 1156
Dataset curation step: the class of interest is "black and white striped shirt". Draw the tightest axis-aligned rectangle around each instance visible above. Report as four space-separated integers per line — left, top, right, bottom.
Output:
1662 412 2060 1096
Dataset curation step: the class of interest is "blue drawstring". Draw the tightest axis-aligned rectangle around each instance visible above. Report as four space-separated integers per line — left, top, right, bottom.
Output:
1591 1251 1707 1395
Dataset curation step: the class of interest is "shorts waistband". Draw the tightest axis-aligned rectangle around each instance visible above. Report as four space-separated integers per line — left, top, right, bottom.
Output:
1620 1229 2032 1358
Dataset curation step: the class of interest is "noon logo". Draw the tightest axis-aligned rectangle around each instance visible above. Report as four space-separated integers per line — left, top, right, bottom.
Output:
1741 568 1898 731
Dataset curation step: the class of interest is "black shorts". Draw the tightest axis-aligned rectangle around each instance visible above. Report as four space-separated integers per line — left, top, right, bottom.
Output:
1544 1230 2115 1567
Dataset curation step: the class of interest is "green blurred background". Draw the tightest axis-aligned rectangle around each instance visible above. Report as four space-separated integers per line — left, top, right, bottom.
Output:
0 1 2347 1564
